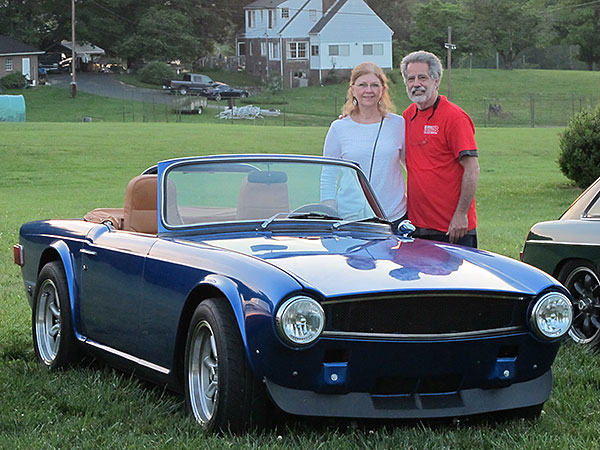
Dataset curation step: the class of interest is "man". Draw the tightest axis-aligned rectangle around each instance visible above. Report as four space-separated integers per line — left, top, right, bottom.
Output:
400 51 480 248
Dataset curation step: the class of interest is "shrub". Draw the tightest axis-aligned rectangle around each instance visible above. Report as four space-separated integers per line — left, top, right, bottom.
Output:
137 61 176 85
265 73 282 93
558 105 600 188
0 73 27 89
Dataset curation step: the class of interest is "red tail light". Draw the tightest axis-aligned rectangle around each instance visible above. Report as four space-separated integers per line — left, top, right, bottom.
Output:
13 244 24 266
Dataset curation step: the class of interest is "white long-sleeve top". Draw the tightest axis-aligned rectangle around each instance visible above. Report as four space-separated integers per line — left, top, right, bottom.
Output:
321 113 407 221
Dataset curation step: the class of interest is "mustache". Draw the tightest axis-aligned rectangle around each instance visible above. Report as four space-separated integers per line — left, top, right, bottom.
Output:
411 86 427 95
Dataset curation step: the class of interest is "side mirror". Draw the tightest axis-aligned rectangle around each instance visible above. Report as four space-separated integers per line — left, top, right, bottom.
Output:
397 220 416 238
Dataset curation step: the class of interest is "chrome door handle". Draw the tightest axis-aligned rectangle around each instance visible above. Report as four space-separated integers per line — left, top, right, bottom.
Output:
80 249 97 256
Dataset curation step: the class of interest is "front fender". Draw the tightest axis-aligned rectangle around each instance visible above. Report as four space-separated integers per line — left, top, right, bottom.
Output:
49 240 85 342
196 273 248 343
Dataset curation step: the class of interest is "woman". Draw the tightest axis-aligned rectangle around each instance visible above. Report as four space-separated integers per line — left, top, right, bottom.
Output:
321 62 407 227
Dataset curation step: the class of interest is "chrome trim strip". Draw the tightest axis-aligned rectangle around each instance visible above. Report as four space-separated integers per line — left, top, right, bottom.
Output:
525 240 600 247
322 293 526 305
84 339 170 375
322 326 524 341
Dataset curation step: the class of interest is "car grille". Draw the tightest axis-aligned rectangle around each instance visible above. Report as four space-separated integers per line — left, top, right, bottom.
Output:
322 292 529 338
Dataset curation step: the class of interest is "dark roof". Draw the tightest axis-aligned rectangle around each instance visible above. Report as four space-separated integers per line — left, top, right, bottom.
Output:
244 0 288 9
310 0 348 34
0 35 43 56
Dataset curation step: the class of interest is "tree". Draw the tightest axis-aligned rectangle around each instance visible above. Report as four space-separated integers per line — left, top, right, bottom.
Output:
409 0 476 59
461 0 541 69
0 0 67 50
552 0 600 70
117 7 199 65
367 0 418 45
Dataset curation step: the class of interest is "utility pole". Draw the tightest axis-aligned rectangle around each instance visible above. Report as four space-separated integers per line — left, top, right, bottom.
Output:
444 26 456 101
70 0 77 98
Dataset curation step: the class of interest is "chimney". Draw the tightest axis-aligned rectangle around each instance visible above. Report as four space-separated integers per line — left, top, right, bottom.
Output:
322 0 335 14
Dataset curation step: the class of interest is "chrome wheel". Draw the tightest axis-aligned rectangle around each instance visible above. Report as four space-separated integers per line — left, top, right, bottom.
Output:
187 320 219 425
562 264 600 345
184 299 268 433
34 279 62 365
32 262 81 369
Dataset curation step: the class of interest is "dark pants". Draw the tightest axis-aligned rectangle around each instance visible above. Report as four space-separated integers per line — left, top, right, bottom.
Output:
413 228 478 248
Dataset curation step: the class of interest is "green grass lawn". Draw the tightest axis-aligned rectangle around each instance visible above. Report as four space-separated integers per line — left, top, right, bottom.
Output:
1 122 599 448
7 68 600 127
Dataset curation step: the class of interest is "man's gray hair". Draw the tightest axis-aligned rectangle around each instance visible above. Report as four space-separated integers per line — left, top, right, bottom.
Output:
400 51 444 82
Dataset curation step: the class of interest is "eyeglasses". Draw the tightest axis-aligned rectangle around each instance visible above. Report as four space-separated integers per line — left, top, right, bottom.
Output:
354 82 382 90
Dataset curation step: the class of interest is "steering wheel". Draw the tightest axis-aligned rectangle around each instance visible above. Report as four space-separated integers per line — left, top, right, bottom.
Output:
290 203 340 218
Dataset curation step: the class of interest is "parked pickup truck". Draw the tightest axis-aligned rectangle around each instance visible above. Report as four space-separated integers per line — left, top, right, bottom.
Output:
162 73 216 95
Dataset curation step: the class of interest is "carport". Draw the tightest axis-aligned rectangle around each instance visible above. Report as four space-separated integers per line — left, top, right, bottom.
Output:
0 95 26 121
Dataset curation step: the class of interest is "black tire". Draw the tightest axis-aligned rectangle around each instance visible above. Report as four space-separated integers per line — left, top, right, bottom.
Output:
32 261 81 369
179 87 188 96
214 93 222 102
184 298 268 433
557 260 600 347
197 106 203 115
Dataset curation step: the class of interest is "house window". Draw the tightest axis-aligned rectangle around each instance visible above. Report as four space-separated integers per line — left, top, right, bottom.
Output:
309 9 317 21
270 42 280 60
5 58 13 72
288 42 307 59
268 9 275 28
249 41 253 56
311 45 319 56
281 8 289 18
363 44 384 56
237 42 246 56
261 42 267 56
328 45 349 56
247 10 255 28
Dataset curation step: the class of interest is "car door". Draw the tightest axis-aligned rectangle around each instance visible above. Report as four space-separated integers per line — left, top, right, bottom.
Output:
79 226 156 356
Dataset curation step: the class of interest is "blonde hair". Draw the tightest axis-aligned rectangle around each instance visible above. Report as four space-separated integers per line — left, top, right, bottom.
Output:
342 62 395 117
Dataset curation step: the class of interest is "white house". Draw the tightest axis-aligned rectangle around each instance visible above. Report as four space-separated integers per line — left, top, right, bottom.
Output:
239 0 393 88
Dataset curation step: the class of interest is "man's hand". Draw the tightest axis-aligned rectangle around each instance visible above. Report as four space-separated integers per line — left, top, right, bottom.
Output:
447 212 468 243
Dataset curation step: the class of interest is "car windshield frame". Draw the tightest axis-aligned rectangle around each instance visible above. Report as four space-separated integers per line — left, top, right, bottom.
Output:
157 155 388 235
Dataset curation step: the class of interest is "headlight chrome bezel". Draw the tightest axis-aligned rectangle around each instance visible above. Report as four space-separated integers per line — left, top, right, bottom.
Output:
529 291 573 341
275 295 325 347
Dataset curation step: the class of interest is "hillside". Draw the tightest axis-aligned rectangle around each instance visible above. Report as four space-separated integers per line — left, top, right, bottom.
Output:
8 68 600 127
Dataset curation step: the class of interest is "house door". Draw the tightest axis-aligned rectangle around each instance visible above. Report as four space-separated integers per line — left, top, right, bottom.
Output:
22 58 31 81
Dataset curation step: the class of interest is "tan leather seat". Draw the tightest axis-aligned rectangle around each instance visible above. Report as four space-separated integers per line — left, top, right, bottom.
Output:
123 175 157 234
236 171 289 220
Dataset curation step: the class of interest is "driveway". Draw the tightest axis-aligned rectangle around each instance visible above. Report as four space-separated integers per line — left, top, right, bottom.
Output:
47 72 172 104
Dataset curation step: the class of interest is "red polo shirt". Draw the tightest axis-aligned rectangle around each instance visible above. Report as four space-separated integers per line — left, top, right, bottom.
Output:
403 96 478 233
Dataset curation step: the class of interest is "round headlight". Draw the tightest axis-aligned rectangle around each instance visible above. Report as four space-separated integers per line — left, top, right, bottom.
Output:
276 296 325 346
530 292 573 340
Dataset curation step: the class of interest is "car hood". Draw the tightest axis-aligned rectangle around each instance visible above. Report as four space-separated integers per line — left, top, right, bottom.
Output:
184 233 557 298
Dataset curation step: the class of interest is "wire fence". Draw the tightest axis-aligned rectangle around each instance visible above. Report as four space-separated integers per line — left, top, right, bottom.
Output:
83 90 599 128
472 95 598 128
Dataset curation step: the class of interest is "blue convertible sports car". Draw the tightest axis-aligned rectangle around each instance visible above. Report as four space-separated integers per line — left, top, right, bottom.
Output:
14 154 573 432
